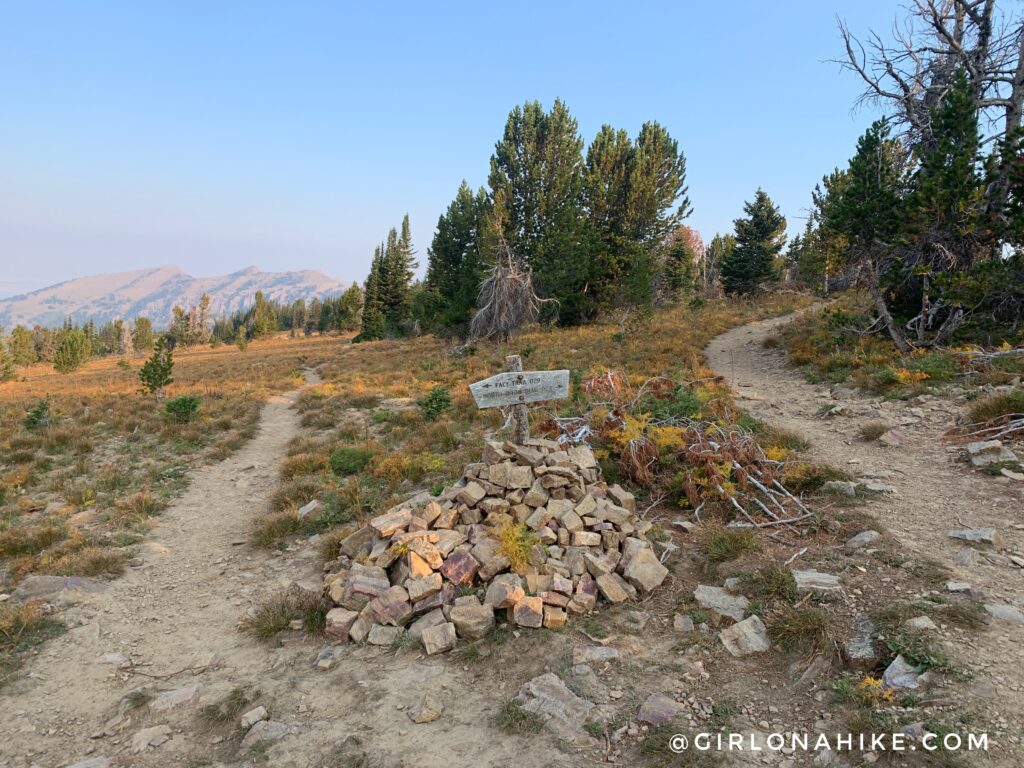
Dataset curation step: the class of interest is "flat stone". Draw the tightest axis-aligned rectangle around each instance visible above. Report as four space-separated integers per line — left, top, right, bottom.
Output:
325 607 358 641
407 573 442 603
369 508 412 537
693 585 749 622
297 499 321 520
339 564 391 610
514 672 597 746
878 429 907 447
595 573 629 603
606 484 635 512
450 600 495 639
238 720 290 754
719 615 771 656
572 645 619 665
484 573 525 609
844 530 881 551
407 608 446 641
439 551 479 585
623 547 668 592
966 440 1017 466
792 569 843 593
240 706 268 729
638 692 683 726
947 528 1003 549
10 575 107 603
673 614 695 632
67 759 112 768
456 481 487 507
365 586 413 627
822 480 857 497
131 725 172 753
314 645 343 670
150 684 201 710
421 621 457 654
902 616 939 632
513 596 544 628
367 624 402 646
843 615 878 671
984 603 1024 623
543 606 567 628
882 655 920 689
338 525 374 558
945 581 971 593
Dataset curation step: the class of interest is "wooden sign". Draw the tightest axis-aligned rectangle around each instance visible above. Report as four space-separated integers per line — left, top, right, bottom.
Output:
470 369 569 409
469 355 570 445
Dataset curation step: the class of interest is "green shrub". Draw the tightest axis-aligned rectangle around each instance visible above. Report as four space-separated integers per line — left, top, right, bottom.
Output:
417 385 453 421
329 446 374 476
23 399 51 432
52 329 91 373
165 395 200 423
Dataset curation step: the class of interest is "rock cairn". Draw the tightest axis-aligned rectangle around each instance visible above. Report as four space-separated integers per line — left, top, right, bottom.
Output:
321 438 669 653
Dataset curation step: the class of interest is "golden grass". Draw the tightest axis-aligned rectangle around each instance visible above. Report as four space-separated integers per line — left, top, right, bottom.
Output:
0 334 353 588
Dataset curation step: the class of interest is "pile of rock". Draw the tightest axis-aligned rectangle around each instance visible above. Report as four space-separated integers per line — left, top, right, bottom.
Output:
320 438 669 653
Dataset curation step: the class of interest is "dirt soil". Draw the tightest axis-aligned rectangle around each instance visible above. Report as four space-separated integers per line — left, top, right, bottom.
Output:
3 315 1023 768
706 310 1024 764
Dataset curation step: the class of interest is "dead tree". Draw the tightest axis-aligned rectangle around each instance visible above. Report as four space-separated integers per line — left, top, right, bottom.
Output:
468 237 552 343
838 0 1024 218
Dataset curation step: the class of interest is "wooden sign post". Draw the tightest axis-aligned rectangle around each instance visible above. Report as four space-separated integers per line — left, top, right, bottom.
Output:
469 355 570 445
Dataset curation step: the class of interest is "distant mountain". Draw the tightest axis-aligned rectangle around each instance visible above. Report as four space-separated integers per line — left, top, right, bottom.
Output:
0 265 352 329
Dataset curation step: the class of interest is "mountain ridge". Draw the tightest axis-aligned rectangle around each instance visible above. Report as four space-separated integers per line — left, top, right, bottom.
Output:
0 265 352 329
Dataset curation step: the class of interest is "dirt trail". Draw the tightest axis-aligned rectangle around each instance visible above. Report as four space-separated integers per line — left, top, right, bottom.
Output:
0 370 561 768
706 310 1024 759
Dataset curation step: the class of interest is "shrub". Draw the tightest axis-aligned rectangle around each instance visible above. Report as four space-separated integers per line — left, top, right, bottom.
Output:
417 385 453 421
770 605 832 651
968 390 1024 423
165 395 200 424
22 399 51 432
329 446 374 476
241 588 330 641
701 528 760 565
858 421 889 441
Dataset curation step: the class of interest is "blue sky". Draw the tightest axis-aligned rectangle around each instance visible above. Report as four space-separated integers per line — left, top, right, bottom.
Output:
0 1 894 297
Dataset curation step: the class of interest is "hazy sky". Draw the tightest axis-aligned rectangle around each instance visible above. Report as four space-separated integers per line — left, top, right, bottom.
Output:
0 1 894 298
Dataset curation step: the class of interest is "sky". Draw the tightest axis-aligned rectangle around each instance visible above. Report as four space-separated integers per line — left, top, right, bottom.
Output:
0 1 896 298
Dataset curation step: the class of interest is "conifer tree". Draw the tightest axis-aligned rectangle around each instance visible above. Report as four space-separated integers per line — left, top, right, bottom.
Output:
139 337 174 395
53 328 92 373
8 325 37 366
132 317 154 352
425 181 489 329
358 246 387 340
721 189 787 294
0 329 14 382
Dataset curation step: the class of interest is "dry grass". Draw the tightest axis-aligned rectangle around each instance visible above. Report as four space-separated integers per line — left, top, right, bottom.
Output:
0 335 351 591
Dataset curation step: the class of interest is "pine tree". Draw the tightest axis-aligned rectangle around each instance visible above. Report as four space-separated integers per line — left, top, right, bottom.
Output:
53 328 92 373
377 215 416 328
721 189 787 294
661 228 696 298
8 325 37 366
425 181 489 329
132 317 154 351
139 337 174 395
358 247 387 340
248 291 277 339
488 100 596 323
0 328 14 382
336 284 363 331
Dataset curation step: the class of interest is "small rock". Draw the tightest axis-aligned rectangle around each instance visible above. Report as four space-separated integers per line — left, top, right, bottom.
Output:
408 694 443 724
637 692 682 726
150 684 201 710
238 720 290 754
514 673 597 746
240 706 268 729
984 603 1024 623
945 581 971 593
792 569 843 593
622 548 669 592
694 585 749 622
882 655 919 689
421 622 457 654
946 528 1003 549
718 615 770 656
673 614 695 632
131 725 172 753
902 616 939 632
297 499 321 520
822 480 857 497
844 530 881 551
513 596 544 628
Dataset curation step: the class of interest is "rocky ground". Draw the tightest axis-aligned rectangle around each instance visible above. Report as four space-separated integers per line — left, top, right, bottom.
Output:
1 315 1022 768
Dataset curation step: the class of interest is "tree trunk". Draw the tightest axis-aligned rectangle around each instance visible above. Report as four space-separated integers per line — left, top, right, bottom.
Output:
866 262 913 353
